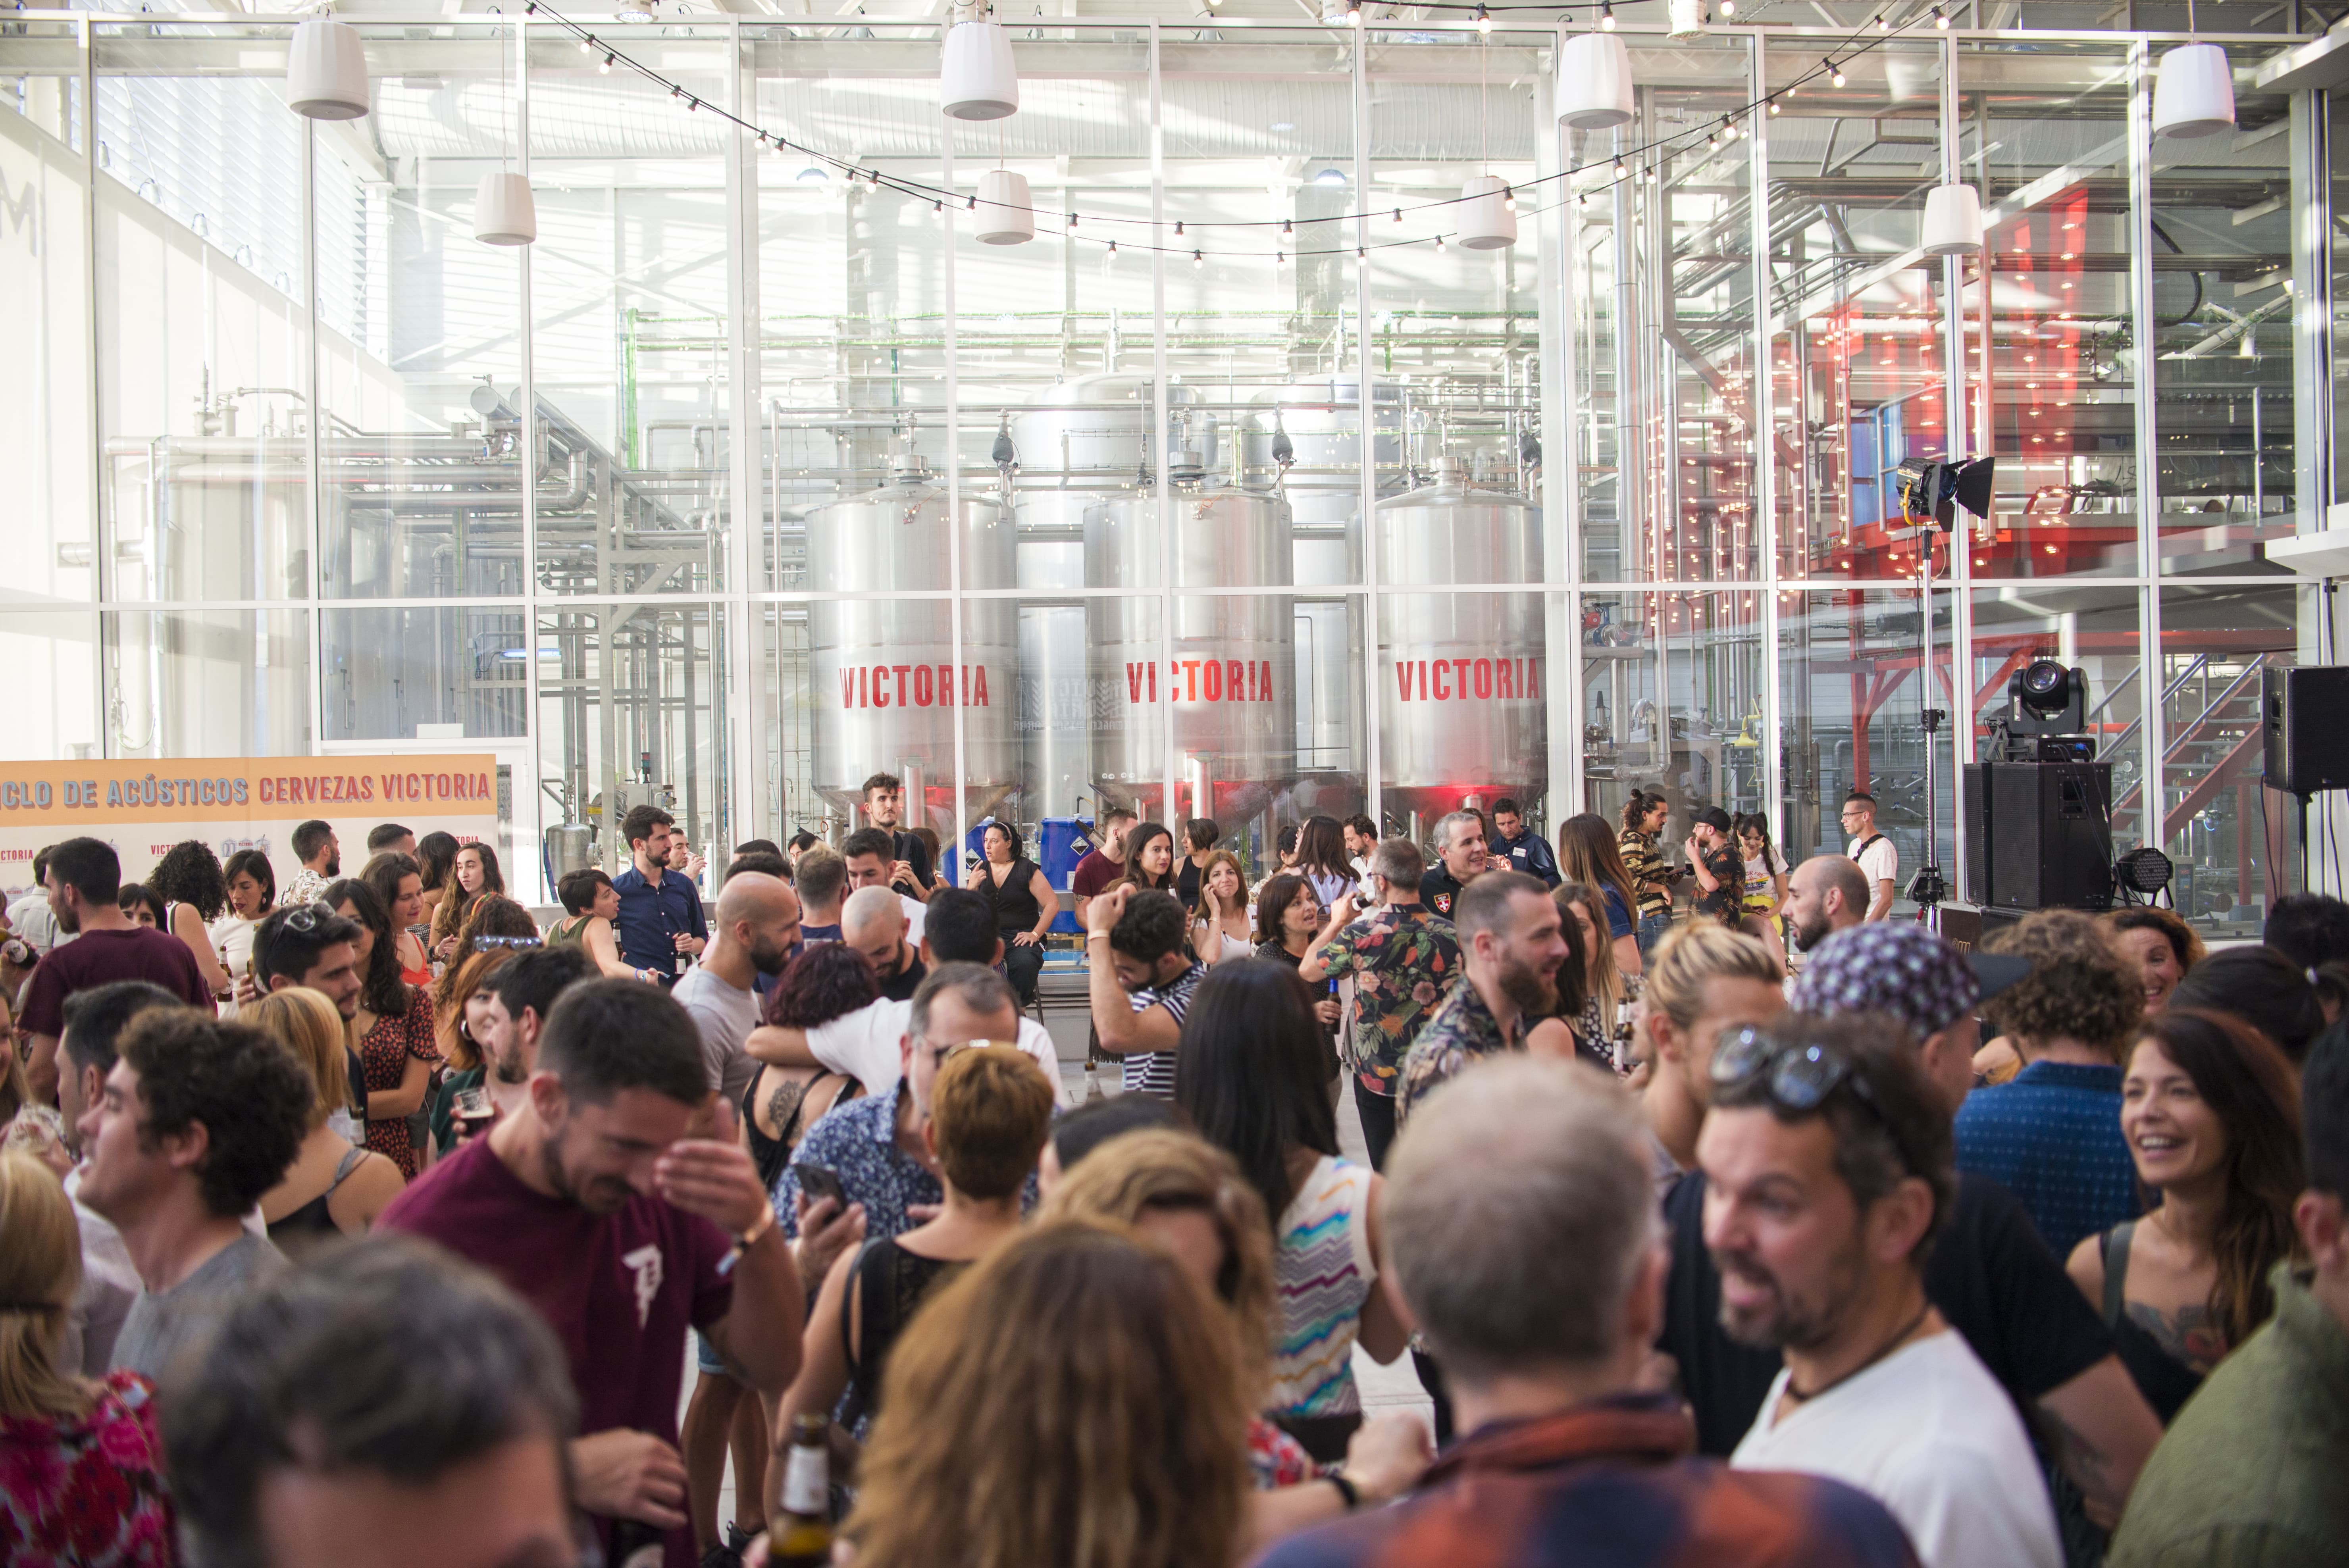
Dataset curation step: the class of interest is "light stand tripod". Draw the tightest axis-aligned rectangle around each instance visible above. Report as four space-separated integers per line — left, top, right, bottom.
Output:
1910 524 1948 932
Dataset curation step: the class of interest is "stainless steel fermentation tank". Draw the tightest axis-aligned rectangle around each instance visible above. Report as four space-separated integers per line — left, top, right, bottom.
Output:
807 458 1019 835
1376 457 1548 829
1012 375 1302 834
1085 485 1298 826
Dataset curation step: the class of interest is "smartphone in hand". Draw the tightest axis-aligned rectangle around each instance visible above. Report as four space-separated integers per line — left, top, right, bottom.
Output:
792 1162 849 1209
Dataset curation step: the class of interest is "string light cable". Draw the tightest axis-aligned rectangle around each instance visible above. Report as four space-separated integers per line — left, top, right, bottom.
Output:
517 0 1941 260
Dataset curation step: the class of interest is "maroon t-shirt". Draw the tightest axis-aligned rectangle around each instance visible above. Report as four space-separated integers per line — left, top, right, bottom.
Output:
18 927 214 1039
1070 849 1124 900
378 1136 734 1568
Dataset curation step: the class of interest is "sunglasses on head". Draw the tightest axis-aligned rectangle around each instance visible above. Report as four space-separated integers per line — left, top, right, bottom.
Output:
280 902 337 933
1712 1024 1881 1118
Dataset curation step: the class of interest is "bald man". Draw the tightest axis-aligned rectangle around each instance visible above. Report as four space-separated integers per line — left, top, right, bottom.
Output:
1781 854 1871 955
672 870 801 1104
843 883 927 1004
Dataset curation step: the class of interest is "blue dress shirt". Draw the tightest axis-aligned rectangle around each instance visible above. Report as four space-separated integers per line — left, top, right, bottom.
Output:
1954 1059 2141 1256
609 863 709 984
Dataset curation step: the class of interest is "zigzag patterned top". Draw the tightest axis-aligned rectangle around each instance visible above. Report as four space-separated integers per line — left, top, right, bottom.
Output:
1267 1154 1376 1419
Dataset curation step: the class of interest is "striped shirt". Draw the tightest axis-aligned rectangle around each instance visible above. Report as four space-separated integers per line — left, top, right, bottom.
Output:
1123 961 1205 1097
1269 1154 1376 1419
1619 829 1673 921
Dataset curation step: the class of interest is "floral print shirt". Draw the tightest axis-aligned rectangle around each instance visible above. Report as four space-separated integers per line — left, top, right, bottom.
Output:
0 1371 175 1568
1314 905 1462 1099
1689 838 1745 927
1397 977 1520 1122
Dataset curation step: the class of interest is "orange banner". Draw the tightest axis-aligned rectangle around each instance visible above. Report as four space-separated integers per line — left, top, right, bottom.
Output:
0 756 498 828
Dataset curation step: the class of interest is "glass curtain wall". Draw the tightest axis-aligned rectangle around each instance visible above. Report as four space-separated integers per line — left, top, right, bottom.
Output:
0 11 2322 927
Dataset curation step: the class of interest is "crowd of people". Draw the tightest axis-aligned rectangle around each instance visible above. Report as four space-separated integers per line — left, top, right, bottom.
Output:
3 781 2348 1568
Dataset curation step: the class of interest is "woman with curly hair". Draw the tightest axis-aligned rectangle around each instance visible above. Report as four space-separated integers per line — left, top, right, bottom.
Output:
844 1220 1251 1568
427 842 506 962
2103 906 2206 1015
743 942 877 1187
1959 909 2147 1255
2066 1008 2304 1423
325 877 439 1180
427 895 541 1022
144 839 234 1003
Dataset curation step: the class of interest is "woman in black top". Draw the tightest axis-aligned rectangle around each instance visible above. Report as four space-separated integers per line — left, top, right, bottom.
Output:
2066 1008 2304 1424
776 1046 1057 1441
1174 817 1221 908
1253 873 1341 1085
744 943 875 1187
968 819 1056 1006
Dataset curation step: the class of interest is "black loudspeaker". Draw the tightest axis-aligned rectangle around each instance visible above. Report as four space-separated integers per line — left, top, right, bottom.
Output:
2263 665 2349 797
1964 760 2114 911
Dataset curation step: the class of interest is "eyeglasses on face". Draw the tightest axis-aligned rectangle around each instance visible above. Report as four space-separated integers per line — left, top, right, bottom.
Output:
918 1038 1017 1066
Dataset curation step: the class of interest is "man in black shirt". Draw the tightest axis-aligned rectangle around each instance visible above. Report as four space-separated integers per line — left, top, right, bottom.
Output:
1418 808 1490 921
1660 922 2162 1530
860 771 935 892
843 885 927 1004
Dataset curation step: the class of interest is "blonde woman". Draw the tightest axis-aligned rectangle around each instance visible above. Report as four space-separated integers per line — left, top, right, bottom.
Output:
251 987 405 1248
845 1220 1251 1568
1040 1129 1432 1558
0 1151 175 1564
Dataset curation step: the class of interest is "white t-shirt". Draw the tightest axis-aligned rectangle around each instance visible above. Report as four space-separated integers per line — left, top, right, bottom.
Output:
1848 833 1898 895
673 964 763 1104
7 893 65 954
1731 1328 2060 1568
805 997 1071 1107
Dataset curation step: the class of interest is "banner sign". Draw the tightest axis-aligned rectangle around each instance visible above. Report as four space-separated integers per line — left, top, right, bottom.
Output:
0 756 501 899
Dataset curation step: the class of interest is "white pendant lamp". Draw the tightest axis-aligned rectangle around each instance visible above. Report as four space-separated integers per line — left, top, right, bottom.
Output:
974 167 1034 245
1919 183 1983 256
474 170 537 245
1458 173 1516 250
940 18 1019 121
1666 0 1708 40
473 21 534 246
285 15 370 121
2152 43 2234 138
1556 30 1634 131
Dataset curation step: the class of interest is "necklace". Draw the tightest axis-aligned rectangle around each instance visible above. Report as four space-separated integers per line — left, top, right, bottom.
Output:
1783 1301 1933 1404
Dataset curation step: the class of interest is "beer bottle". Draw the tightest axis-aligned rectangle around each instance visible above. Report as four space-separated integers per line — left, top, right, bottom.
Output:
770 1412 834 1567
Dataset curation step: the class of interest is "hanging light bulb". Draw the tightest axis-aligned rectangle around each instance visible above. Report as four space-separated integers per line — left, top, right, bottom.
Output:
1435 232 1446 250
1357 245 1367 259
1475 2 1492 33
1827 58 1847 87
1874 12 1890 28
1556 30 1633 130
1599 2 1615 28
578 36 594 53
1175 220 1185 235
1933 4 1949 25
1503 185 1517 211
1706 127 1719 150
599 52 614 72
1767 96 1780 114
1066 211 1079 231
1346 0 1363 25
1282 217 1294 235
1612 158 1627 179
285 15 372 120
1719 0 1734 13
1194 249 1204 267
1107 240 1117 254
1392 206 1403 223
1277 249 1287 266
940 14 1019 121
